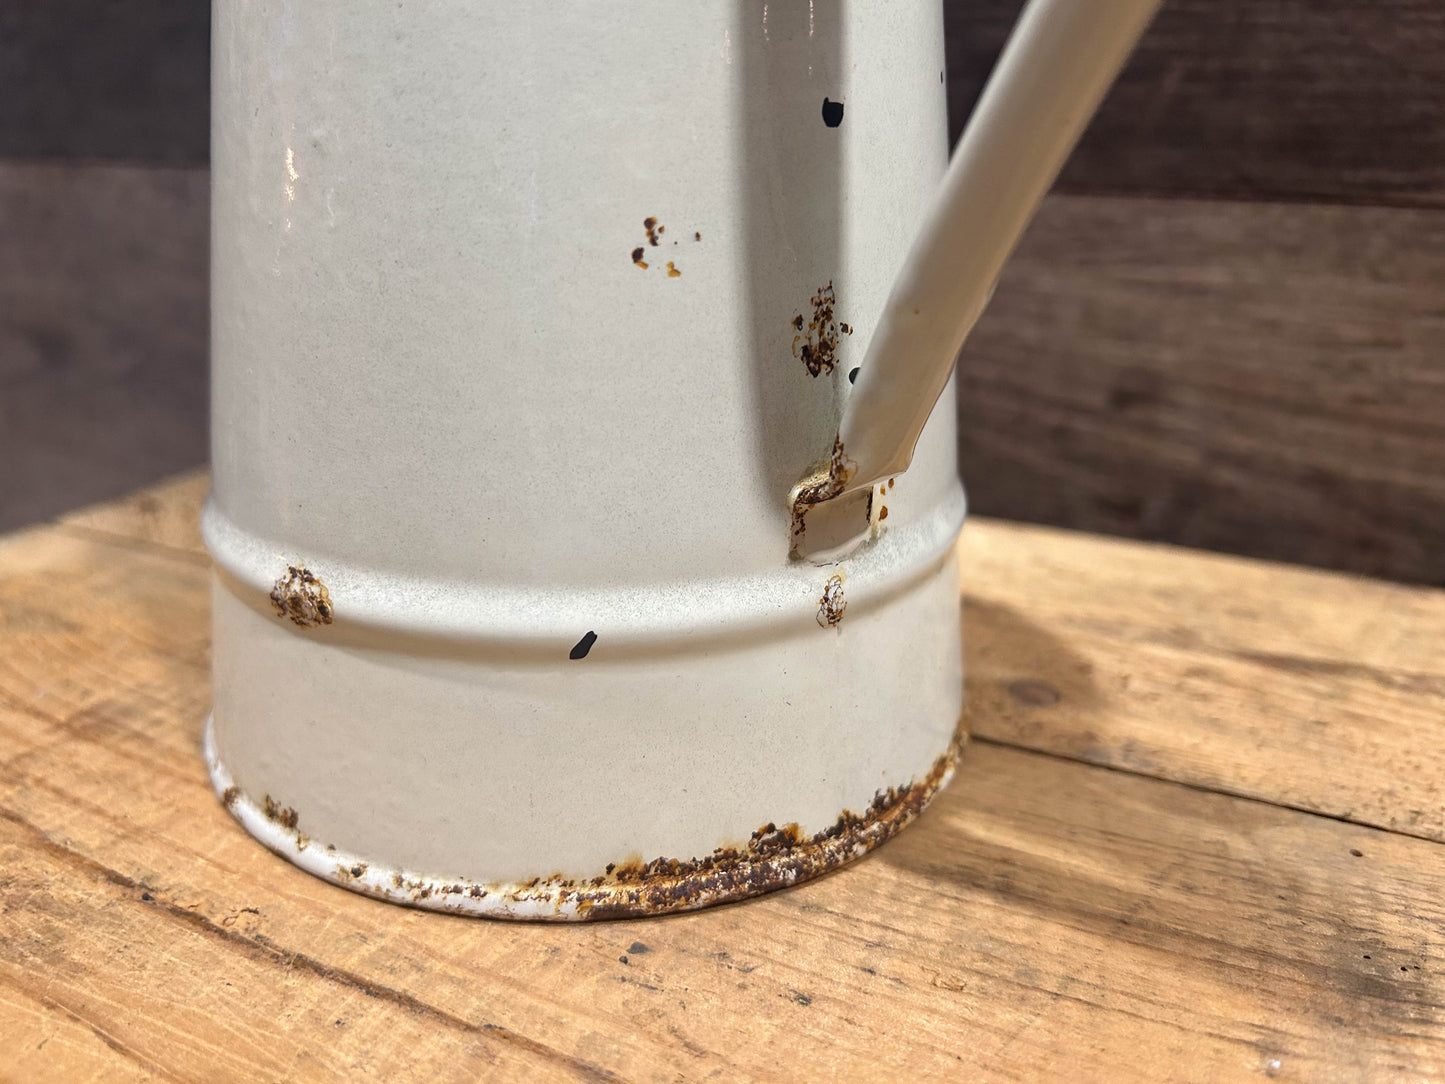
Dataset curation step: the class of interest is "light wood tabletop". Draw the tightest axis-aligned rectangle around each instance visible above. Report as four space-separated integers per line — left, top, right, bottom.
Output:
2 471 1443 1081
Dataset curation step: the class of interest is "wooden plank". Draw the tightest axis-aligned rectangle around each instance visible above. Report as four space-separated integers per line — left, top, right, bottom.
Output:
945 0 1445 207
0 163 209 533
957 192 1445 586
15 731 1445 1084
0 984 157 1084
3 494 1445 1079
960 518 1445 843
59 469 210 557
0 1 209 164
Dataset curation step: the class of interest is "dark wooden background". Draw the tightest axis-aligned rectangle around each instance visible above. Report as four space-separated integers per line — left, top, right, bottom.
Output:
2 2 1442 583
952 0 1445 585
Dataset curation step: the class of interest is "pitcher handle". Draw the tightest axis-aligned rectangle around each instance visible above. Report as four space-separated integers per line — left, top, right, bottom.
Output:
790 0 1161 561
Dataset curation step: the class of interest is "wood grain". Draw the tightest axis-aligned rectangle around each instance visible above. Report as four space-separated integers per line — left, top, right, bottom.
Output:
945 0 1445 207
59 469 210 557
960 518 1445 842
0 162 209 533
958 192 1445 586
3 479 1445 1080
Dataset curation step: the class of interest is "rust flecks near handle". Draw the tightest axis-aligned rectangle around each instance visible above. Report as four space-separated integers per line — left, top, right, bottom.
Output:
791 0 1161 562
788 436 864 560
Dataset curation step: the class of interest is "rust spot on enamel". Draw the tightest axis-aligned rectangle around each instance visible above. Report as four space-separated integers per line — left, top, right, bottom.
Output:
270 566 333 628
221 785 239 809
286 730 965 920
633 218 697 273
227 721 963 921
789 435 858 552
557 730 963 920
792 281 846 377
261 793 299 831
341 729 961 920
817 574 846 628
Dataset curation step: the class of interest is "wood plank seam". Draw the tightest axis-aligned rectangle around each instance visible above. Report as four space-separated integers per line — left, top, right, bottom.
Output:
54 522 212 567
0 806 625 1084
969 734 1444 846
0 975 183 1083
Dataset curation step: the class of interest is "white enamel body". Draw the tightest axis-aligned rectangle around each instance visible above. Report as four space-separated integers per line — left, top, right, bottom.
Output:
208 0 966 915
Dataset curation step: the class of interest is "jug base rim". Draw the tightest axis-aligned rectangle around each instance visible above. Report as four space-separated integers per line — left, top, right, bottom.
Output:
204 716 966 921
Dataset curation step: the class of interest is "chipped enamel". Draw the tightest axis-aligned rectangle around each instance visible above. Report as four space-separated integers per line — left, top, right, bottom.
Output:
208 1 966 916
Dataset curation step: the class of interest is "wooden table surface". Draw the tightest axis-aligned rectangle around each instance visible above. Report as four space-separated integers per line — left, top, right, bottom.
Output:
3 472 1443 1082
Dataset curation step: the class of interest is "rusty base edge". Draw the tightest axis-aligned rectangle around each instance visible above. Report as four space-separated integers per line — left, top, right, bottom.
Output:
204 716 964 921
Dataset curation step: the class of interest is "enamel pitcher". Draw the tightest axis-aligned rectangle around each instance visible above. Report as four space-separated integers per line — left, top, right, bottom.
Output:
205 0 1157 918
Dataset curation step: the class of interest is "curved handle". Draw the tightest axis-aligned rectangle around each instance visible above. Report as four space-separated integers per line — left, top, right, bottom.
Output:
790 0 1161 561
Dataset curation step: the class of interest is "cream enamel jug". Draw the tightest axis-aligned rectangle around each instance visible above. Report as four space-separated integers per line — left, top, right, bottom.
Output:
206 0 1158 918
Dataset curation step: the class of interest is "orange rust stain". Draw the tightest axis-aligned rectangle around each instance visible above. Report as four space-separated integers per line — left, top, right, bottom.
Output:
791 281 846 377
543 729 960 920
334 861 368 884
314 724 965 919
270 566 333 628
635 218 700 271
817 573 846 628
789 435 858 552
261 793 299 831
879 506 889 521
